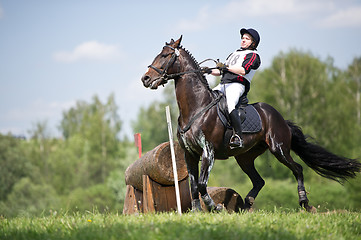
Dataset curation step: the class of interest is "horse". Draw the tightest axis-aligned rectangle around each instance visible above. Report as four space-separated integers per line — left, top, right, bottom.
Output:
141 36 361 212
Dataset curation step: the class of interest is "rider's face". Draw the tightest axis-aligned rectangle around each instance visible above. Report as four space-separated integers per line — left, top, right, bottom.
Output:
241 33 253 49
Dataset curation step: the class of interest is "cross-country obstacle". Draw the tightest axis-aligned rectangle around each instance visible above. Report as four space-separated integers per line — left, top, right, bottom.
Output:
123 141 244 214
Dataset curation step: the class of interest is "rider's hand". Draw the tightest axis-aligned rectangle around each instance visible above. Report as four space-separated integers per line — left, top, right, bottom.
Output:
216 62 226 69
216 62 228 73
201 67 212 74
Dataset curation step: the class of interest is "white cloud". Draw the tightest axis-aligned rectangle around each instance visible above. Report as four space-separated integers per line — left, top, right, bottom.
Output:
175 0 325 32
175 0 361 31
177 6 211 32
236 0 325 17
317 7 361 28
53 41 121 63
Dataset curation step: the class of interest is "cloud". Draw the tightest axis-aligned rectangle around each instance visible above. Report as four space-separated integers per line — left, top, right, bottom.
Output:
175 0 361 32
175 0 324 32
236 0 326 17
53 41 121 63
176 6 211 32
317 7 361 28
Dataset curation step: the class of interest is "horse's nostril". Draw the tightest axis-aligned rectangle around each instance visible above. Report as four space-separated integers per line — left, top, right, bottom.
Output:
141 74 151 87
142 75 150 82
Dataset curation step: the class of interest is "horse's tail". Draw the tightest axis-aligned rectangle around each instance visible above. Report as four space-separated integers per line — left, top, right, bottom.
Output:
287 120 361 183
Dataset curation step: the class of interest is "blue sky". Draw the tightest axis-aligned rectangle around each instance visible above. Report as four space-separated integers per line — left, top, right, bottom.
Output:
1 0 361 139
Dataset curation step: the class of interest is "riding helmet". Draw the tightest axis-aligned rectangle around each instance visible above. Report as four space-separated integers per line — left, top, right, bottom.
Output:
240 28 260 49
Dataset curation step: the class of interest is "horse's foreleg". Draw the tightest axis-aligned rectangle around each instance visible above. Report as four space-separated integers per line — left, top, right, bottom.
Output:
198 141 222 212
184 152 202 212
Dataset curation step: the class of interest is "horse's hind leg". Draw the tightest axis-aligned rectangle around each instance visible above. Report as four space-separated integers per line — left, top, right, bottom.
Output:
235 148 266 211
268 137 316 212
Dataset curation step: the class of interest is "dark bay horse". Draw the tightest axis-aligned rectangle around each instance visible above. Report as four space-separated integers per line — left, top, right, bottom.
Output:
141 36 361 212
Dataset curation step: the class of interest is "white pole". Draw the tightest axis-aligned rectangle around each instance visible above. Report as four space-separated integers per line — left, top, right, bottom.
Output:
165 105 182 215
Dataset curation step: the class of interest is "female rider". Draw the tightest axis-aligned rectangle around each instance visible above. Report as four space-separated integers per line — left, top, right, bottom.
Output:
210 28 261 148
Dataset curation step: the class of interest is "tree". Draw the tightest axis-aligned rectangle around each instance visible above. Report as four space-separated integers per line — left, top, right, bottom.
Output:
132 83 178 152
27 121 54 183
59 94 122 184
344 57 361 156
0 177 60 217
344 57 361 210
249 50 361 180
0 134 30 201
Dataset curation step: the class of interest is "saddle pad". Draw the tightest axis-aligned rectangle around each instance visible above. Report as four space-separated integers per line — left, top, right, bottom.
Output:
242 105 262 133
217 104 262 133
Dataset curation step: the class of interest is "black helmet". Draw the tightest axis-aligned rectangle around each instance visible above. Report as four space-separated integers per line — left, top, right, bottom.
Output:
240 28 260 49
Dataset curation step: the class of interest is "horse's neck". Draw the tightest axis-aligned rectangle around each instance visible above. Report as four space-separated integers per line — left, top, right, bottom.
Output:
174 55 213 124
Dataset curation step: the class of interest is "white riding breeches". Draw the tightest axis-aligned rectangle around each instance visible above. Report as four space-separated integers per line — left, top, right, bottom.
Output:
213 82 245 113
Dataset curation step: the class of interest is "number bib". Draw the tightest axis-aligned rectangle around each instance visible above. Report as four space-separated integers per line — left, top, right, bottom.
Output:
225 49 258 83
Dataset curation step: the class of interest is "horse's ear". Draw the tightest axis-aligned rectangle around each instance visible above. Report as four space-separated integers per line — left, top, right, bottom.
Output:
166 38 175 45
174 35 183 48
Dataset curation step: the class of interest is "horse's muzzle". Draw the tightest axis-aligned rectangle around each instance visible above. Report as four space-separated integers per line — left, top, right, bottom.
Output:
141 74 165 89
141 74 151 88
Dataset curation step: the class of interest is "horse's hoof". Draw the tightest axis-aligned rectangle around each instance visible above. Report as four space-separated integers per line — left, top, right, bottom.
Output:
191 207 203 213
304 203 317 213
306 205 317 213
191 199 203 212
212 204 224 213
244 196 255 212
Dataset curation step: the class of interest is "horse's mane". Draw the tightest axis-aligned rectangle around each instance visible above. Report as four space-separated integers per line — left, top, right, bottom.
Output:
179 46 211 90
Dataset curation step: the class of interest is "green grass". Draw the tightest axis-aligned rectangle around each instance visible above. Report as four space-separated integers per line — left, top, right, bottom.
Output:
1 210 360 240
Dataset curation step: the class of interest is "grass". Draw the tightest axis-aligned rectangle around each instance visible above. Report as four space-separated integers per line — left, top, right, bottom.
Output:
1 210 360 240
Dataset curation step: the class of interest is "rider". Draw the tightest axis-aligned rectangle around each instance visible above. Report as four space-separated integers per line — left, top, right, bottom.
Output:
209 28 261 148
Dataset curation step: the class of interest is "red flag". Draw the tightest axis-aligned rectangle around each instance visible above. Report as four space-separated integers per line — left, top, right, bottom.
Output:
134 133 142 158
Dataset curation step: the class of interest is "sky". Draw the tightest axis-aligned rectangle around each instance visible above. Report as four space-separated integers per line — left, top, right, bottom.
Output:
1 0 361 139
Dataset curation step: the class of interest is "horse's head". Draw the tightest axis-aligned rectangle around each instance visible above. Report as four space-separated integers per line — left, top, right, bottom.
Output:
141 36 183 89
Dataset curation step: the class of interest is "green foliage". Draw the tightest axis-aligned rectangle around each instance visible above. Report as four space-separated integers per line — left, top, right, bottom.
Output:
346 176 361 210
0 178 60 217
1 211 361 240
250 49 359 158
132 83 178 152
59 94 122 184
0 134 30 201
64 184 119 213
106 142 138 207
0 93 135 217
131 101 171 152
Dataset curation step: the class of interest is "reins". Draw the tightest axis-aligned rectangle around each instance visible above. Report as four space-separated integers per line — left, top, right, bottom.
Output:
178 93 222 135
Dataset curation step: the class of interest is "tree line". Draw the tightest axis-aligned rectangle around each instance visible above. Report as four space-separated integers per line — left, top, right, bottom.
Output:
1 50 360 217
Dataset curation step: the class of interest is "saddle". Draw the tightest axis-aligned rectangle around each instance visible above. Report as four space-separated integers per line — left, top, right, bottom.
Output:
213 90 262 152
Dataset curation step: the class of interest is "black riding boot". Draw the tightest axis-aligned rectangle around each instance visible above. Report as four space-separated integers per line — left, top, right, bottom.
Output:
229 109 244 149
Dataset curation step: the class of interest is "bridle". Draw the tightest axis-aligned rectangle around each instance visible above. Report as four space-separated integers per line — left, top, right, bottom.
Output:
147 44 223 135
147 45 205 85
147 45 181 84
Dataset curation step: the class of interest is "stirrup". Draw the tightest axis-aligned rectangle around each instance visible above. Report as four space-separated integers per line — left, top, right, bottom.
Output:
230 134 244 149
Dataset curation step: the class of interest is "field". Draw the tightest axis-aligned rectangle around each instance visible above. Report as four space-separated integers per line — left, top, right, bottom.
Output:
1 210 360 240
